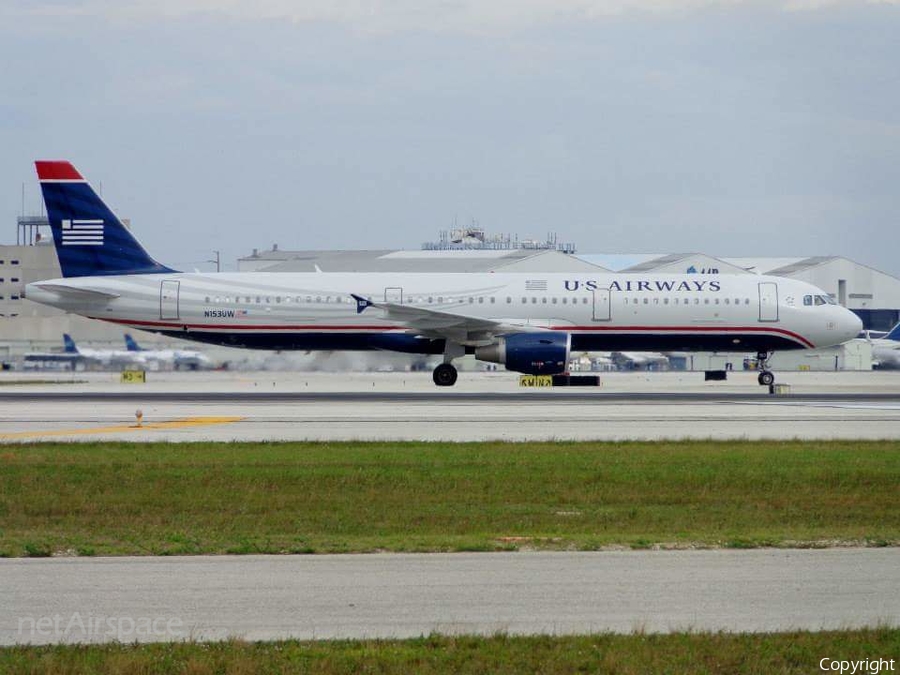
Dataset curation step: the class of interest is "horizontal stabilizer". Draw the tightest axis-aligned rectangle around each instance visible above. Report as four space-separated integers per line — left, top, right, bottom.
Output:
31 283 120 300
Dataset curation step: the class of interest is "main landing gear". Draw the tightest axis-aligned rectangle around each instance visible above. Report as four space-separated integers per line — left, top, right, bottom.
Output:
756 351 775 387
433 341 464 387
433 362 458 387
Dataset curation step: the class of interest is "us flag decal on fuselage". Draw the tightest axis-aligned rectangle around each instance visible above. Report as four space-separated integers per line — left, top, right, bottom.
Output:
61 219 104 246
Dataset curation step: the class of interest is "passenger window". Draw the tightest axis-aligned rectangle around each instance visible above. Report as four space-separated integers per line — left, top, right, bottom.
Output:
276 297 282 303
479 297 484 304
521 297 527 304
506 297 512 304
532 297 537 304
490 297 496 304
316 296 321 303
256 296 262 304
438 297 443 303
205 296 210 303
583 298 588 304
724 298 729 304
643 298 648 305
704 298 710 305
663 298 669 305
541 297 547 304
552 297 557 304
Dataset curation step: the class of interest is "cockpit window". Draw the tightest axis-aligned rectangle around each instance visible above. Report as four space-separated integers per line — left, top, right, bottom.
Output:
805 294 837 307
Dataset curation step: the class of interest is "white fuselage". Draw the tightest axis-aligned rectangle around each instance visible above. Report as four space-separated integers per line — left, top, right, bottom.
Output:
26 271 862 357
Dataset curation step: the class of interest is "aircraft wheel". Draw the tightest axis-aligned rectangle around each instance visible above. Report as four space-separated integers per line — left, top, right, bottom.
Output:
433 363 458 387
758 370 775 386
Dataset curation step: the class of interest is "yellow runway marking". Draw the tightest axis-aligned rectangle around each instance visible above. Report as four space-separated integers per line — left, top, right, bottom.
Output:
0 416 244 440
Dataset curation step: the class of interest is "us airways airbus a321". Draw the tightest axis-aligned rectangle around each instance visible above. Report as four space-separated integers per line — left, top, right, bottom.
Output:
24 161 862 387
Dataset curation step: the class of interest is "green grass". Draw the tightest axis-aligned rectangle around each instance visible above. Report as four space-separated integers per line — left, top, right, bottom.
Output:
0 440 898 556
2 630 898 674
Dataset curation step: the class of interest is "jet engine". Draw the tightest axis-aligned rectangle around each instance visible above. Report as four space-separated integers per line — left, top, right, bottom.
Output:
474 332 571 375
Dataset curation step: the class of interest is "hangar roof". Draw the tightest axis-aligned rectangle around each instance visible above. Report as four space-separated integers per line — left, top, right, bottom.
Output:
238 248 609 274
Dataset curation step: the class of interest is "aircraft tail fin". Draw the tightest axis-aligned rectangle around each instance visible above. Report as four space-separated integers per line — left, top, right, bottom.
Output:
885 322 900 342
124 334 143 352
35 161 176 278
62 334 79 354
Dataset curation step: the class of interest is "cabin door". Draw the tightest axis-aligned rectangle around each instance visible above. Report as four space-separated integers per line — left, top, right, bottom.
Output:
758 282 779 322
160 280 180 320
592 288 611 321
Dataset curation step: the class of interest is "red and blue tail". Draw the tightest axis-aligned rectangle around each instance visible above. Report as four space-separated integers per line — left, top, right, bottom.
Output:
35 161 175 278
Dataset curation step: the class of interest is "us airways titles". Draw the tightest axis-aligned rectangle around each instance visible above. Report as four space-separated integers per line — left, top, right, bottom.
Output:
564 279 722 292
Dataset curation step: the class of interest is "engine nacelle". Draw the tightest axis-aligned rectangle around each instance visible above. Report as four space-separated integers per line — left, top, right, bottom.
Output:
474 332 571 375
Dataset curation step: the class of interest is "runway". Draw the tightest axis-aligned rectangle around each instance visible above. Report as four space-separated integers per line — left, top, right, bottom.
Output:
3 549 898 644
0 371 898 441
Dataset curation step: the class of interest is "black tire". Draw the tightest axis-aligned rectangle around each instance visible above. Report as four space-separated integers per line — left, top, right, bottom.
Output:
758 371 775 386
433 363 458 387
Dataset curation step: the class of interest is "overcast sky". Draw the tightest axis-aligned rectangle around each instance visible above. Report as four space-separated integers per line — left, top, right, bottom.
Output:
1 1 898 275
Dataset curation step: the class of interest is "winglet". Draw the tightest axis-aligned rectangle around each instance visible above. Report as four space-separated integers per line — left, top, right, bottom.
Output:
351 294 374 314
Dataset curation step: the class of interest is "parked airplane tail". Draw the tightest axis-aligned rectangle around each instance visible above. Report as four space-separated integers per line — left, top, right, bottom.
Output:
35 161 175 278
62 334 79 354
885 322 900 342
124 334 144 352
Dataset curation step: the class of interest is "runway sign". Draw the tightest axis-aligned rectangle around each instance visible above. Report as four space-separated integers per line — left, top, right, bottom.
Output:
519 375 553 387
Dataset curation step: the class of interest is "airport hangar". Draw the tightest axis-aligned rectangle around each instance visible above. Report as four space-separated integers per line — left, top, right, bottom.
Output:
2 225 900 369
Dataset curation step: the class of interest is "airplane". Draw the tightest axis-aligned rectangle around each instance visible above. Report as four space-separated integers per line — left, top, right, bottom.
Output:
24 160 863 387
612 351 669 370
870 322 900 369
124 333 213 370
24 333 145 369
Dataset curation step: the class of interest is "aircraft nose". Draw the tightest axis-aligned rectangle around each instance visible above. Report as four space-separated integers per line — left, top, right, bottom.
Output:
840 307 863 342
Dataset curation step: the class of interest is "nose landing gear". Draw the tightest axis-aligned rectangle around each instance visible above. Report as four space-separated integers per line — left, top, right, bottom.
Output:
756 351 775 386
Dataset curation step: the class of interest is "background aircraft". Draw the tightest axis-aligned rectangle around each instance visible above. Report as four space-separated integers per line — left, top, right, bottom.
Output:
24 334 145 369
871 323 900 369
124 334 212 370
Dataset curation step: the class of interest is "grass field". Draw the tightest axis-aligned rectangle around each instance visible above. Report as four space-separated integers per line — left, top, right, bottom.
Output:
2 630 898 674
0 440 898 556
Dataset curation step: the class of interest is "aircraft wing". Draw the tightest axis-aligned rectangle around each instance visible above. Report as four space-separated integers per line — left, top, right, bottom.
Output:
351 294 546 345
